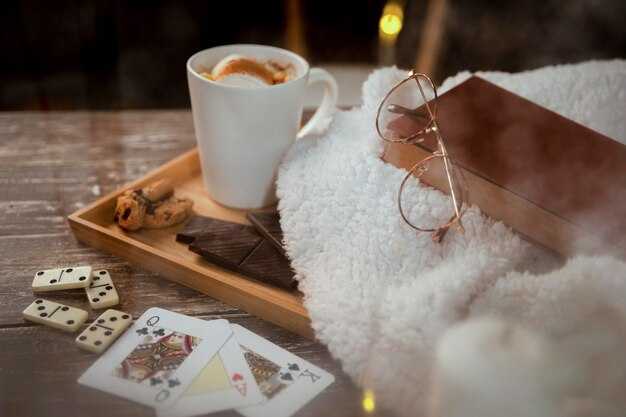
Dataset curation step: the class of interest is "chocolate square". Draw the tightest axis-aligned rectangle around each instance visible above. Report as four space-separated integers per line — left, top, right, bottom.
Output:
177 215 254 244
246 212 286 256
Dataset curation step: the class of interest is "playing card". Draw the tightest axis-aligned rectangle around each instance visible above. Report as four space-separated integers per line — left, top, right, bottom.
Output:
233 324 335 417
157 333 264 417
78 307 232 409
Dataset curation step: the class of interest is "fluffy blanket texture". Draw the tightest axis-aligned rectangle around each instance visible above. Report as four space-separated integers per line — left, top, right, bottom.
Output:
276 60 626 417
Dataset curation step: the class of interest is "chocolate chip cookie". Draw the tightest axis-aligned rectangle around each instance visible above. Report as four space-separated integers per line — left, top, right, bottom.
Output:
113 179 193 231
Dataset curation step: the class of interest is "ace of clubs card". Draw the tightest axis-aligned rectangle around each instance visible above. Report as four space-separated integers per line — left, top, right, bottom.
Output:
157 332 264 417
78 308 232 409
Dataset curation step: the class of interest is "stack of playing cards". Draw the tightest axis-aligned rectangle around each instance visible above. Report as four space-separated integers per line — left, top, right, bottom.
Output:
78 308 335 417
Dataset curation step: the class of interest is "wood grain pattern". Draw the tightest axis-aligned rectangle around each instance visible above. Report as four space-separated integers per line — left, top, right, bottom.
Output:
0 111 389 417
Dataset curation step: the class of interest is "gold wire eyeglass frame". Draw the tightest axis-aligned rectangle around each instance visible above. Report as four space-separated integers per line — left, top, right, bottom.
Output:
375 71 468 243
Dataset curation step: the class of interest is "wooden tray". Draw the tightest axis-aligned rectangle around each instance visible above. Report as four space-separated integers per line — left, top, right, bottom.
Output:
67 148 312 338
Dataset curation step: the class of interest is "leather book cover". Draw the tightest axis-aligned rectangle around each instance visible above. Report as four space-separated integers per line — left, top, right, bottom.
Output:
383 76 626 258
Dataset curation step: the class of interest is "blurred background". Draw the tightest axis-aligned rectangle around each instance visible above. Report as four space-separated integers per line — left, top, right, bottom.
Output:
1 0 624 110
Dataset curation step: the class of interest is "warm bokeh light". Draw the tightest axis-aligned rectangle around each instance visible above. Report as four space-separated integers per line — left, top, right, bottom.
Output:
379 3 404 36
380 13 402 36
363 389 376 413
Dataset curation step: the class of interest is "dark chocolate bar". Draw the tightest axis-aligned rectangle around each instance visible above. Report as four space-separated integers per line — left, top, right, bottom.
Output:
246 212 286 256
176 215 253 244
182 215 297 291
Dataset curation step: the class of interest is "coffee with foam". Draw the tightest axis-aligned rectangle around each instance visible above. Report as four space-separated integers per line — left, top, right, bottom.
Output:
200 54 297 87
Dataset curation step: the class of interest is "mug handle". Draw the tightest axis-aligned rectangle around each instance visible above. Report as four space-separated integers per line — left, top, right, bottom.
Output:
296 68 339 140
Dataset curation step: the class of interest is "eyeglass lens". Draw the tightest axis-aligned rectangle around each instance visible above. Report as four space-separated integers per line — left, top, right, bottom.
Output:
377 75 437 143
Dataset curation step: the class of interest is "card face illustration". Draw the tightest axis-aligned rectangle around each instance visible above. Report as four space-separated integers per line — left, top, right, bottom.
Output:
158 333 264 417
78 308 232 409
232 324 335 417
113 327 201 387
242 345 290 400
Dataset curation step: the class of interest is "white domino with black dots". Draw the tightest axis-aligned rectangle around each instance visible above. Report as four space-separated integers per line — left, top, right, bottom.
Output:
22 299 88 332
75 309 133 353
32 266 93 292
85 270 119 309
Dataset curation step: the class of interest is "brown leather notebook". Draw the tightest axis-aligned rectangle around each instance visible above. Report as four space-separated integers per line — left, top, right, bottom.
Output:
383 76 626 258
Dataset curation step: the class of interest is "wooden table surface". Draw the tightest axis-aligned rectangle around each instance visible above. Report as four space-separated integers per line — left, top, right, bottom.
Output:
0 111 388 417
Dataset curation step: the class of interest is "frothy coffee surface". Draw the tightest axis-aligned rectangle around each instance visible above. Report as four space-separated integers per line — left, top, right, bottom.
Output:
200 54 296 87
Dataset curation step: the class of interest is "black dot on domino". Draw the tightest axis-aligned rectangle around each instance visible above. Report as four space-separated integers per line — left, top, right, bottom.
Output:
93 298 100 302
79 336 87 341
37 271 44 276
99 271 106 275
95 341 102 346
40 313 47 317
122 315 129 319
67 320 74 325
105 286 112 290
105 331 112 336
89 326 97 331
99 292 106 296
61 307 69 311
37 306 45 311
98 319 105 324
66 268 73 272
50 279 57 284
79 276 86 281
94 276 100 281
35 300 43 304
110 317 118 322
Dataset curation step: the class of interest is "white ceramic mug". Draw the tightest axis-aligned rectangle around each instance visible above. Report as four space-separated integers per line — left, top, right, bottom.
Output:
187 44 338 209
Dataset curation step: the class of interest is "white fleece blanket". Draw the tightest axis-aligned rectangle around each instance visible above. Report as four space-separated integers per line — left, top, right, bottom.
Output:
276 60 626 416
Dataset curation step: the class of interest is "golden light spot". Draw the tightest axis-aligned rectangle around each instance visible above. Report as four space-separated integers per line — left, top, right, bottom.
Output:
379 3 404 36
380 13 403 35
363 389 376 413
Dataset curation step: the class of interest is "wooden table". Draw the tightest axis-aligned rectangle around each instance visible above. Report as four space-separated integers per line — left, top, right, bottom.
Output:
0 111 387 417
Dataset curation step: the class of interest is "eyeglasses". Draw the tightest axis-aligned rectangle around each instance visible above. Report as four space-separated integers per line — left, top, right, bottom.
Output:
375 71 467 243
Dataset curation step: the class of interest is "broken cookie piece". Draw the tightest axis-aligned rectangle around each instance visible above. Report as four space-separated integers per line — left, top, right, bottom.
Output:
113 179 193 231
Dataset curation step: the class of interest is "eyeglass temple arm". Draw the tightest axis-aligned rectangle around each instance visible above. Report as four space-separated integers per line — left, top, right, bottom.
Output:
433 123 465 234
399 71 465 241
386 104 431 121
411 73 466 237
